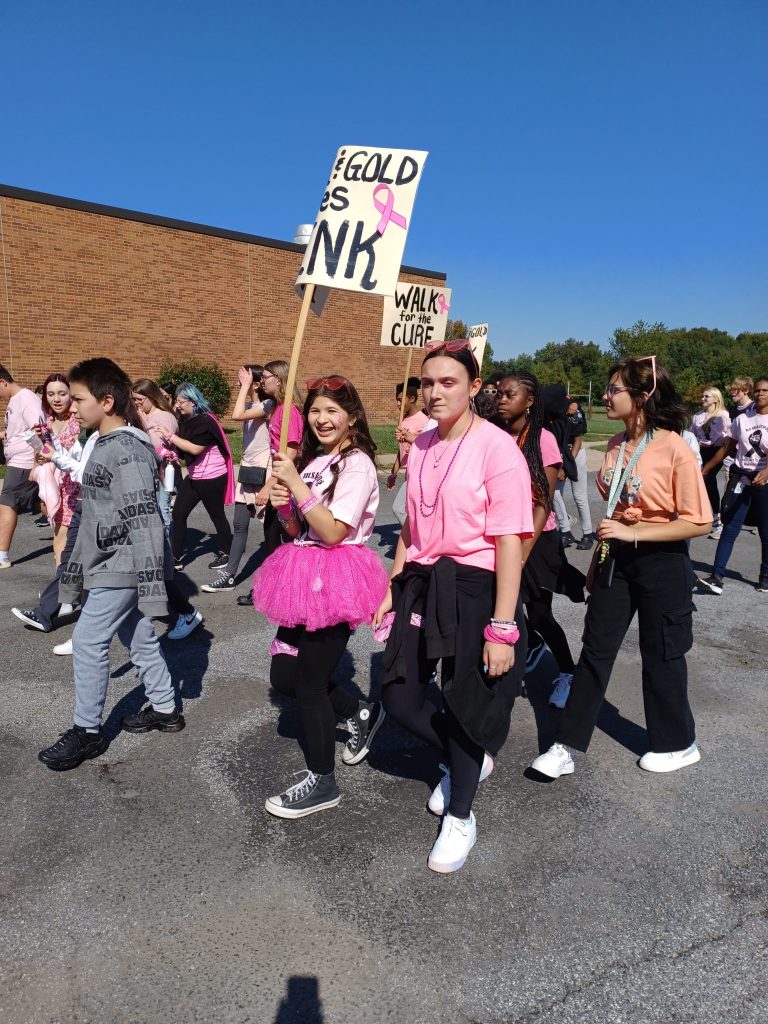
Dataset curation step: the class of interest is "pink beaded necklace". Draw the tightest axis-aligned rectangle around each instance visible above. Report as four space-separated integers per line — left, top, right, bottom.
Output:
418 412 475 518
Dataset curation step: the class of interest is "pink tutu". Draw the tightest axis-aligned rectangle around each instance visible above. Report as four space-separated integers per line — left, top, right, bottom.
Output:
252 542 389 631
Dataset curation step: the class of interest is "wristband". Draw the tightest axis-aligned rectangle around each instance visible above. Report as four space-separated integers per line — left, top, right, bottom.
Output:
298 494 320 515
484 624 520 645
490 618 517 630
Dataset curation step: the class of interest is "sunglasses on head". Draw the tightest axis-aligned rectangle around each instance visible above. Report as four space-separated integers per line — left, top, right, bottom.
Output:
306 375 351 394
423 338 480 374
637 354 657 399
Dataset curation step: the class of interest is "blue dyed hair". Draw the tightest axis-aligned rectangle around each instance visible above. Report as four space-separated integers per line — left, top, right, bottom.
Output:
176 382 212 415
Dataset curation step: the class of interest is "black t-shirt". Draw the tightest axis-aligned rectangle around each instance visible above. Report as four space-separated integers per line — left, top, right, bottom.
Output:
566 410 587 444
728 402 753 421
176 413 224 462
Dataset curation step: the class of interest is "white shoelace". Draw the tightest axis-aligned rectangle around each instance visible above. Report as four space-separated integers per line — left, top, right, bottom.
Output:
282 771 318 803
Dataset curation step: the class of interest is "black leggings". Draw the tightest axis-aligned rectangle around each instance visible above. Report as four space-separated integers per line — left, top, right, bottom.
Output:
700 449 721 518
270 623 358 776
171 473 232 560
382 623 485 819
525 591 576 674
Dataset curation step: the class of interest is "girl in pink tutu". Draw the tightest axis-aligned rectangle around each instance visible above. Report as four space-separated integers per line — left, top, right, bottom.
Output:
252 375 389 819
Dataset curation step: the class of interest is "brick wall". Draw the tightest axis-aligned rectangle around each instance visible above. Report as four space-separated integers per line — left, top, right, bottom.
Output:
0 188 445 424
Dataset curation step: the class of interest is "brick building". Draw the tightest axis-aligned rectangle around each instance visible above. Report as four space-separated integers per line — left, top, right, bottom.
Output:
0 185 446 423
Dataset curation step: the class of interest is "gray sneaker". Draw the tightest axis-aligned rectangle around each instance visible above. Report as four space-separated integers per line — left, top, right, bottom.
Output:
265 771 340 819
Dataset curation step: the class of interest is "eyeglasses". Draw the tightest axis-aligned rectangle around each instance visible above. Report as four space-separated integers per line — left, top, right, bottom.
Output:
604 385 630 397
261 372 278 383
481 387 498 395
306 375 351 394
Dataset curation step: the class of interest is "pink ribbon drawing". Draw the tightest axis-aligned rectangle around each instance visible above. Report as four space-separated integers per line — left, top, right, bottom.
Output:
438 293 450 315
373 183 408 236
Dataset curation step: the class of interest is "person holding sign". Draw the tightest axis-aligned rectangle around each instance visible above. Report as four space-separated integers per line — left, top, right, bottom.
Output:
251 376 389 819
374 341 533 874
531 357 711 781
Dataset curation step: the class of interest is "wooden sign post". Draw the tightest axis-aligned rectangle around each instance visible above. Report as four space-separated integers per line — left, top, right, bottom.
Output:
279 282 316 452
397 348 415 425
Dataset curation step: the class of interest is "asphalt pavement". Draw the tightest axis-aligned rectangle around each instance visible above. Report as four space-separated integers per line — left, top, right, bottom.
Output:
0 477 766 1024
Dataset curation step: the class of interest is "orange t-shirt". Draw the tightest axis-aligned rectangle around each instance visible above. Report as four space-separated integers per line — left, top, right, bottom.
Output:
597 430 712 525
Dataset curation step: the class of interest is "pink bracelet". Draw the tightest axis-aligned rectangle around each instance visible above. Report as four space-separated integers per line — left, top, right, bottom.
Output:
299 494 320 515
483 624 520 646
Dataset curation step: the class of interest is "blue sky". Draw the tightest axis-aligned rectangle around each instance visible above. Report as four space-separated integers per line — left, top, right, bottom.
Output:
2 0 766 360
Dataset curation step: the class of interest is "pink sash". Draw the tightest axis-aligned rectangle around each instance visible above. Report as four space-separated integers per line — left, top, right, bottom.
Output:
207 414 236 505
30 462 62 524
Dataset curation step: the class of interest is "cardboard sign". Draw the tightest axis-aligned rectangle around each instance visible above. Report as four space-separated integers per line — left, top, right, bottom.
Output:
380 283 451 348
296 145 428 297
296 282 330 318
469 323 489 370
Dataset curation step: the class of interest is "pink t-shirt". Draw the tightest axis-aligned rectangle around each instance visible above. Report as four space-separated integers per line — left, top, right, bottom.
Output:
399 409 430 466
539 427 562 532
142 409 178 454
3 388 43 468
269 403 303 453
405 418 534 571
294 449 379 548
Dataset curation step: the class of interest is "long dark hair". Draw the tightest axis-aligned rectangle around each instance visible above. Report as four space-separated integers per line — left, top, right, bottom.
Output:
498 371 551 513
297 377 377 503
608 357 686 434
69 357 144 429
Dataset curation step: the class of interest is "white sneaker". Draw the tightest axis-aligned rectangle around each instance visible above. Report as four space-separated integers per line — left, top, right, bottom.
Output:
58 603 74 616
167 609 203 640
428 811 477 873
530 742 575 779
53 638 73 656
428 753 494 816
549 673 573 708
708 524 722 539
0 558 10 570
639 743 700 773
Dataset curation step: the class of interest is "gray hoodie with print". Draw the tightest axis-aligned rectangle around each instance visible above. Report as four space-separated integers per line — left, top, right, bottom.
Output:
59 427 171 616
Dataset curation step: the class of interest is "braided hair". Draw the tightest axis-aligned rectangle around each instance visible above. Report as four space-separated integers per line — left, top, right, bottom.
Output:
498 371 552 513
297 377 377 503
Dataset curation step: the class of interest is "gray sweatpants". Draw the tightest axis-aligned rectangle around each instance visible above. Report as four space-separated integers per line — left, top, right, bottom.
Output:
73 587 175 730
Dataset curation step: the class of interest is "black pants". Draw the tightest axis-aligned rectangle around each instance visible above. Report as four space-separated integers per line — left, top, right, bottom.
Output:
557 542 696 754
525 591 575 674
263 502 289 558
37 507 83 631
270 623 358 776
700 448 721 517
382 622 489 819
171 473 232 560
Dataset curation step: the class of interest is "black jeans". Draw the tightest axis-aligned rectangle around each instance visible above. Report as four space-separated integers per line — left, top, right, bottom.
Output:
37 506 83 631
557 541 697 754
171 474 232 560
270 623 358 776
525 591 576 674
700 448 721 518
382 621 489 819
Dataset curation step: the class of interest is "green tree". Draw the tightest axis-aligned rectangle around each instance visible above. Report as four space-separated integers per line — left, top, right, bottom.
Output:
157 358 231 417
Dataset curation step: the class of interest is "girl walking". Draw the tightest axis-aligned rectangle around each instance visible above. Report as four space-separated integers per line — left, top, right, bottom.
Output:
691 387 731 538
259 360 304 557
375 341 533 874
252 375 388 818
495 371 584 707
531 356 711 780
159 383 235 570
132 379 179 529
34 374 81 565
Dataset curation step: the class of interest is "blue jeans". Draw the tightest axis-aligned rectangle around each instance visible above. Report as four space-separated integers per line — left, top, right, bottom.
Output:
72 588 175 730
713 483 768 579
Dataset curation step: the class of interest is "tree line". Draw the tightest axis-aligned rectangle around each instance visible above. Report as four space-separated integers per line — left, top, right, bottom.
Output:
447 319 768 403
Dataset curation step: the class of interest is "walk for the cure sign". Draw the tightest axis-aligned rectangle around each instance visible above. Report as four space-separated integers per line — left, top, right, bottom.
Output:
380 283 452 348
296 146 428 297
469 323 489 370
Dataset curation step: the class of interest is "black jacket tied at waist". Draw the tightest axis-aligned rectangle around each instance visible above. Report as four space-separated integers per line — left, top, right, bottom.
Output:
382 557 526 754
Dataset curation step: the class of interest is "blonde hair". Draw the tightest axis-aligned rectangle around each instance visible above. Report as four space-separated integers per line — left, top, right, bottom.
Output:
729 376 753 396
701 385 727 424
264 359 302 408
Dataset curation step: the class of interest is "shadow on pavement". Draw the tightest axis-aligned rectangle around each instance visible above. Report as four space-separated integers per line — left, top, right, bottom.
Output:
274 975 324 1023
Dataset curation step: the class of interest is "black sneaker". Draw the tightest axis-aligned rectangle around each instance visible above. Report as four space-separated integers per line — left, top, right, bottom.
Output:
560 531 576 548
236 594 253 607
201 572 235 593
757 575 768 593
173 559 184 572
698 575 723 595
576 532 596 550
265 771 340 818
11 607 49 632
208 552 229 570
35 514 50 528
38 726 107 771
121 705 186 733
342 701 386 765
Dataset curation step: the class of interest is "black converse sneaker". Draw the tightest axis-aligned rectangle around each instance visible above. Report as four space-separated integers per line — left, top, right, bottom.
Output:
38 726 107 771
208 552 229 570
201 571 235 593
11 607 49 632
265 771 340 818
342 701 386 765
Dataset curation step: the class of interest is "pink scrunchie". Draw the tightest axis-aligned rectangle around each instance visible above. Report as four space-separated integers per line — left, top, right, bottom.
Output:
483 624 520 646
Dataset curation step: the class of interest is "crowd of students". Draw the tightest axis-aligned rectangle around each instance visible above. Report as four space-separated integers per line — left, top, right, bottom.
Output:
0 351 766 875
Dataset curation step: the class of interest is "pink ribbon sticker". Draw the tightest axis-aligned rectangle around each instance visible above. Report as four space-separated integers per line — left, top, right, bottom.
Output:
373 183 408 236
270 638 299 658
410 612 424 629
437 294 450 315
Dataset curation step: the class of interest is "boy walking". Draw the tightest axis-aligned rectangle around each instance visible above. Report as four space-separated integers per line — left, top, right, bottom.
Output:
39 358 183 771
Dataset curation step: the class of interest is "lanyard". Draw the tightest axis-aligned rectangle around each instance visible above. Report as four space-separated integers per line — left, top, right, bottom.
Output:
605 430 653 519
